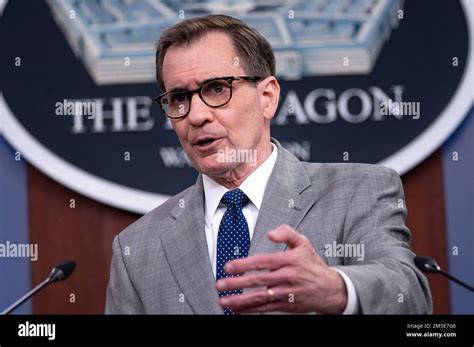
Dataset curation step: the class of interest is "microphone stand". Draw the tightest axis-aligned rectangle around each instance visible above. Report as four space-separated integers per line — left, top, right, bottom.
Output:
1 260 76 315
1 278 51 314
435 267 474 292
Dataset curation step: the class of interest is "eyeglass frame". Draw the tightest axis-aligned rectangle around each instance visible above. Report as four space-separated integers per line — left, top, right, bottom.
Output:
154 75 266 119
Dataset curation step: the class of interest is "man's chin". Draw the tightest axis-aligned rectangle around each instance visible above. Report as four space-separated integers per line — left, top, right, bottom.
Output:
194 158 238 177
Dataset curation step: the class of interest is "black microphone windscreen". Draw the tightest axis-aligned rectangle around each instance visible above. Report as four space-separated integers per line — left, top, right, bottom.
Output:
414 256 438 273
52 261 76 281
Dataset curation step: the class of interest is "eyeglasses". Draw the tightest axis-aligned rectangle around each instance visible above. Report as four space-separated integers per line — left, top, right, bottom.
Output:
154 75 265 119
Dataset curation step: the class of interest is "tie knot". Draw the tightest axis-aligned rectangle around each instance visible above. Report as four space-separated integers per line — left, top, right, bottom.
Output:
221 189 249 208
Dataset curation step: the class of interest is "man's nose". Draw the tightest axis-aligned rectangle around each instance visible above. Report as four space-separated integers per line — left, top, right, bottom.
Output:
186 93 214 127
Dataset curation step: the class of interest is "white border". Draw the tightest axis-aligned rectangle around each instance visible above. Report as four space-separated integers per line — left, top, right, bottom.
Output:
0 0 7 17
379 0 474 173
0 0 473 214
0 95 168 213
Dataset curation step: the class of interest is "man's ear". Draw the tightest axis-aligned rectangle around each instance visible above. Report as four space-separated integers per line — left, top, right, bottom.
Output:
259 76 280 121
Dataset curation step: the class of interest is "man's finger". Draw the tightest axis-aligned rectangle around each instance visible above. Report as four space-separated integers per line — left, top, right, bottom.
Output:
219 287 291 312
268 225 308 249
224 252 291 274
216 268 291 292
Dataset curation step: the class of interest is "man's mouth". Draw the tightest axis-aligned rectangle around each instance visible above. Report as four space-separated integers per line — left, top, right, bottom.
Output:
197 138 217 146
192 136 223 153
193 135 221 146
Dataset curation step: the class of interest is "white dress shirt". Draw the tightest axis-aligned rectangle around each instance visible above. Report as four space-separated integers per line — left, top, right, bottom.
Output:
202 143 359 314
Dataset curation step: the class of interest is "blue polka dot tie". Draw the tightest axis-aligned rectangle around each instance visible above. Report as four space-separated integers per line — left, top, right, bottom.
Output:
217 188 250 315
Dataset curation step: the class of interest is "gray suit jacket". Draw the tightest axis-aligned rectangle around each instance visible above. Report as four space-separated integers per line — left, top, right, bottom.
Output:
105 138 432 314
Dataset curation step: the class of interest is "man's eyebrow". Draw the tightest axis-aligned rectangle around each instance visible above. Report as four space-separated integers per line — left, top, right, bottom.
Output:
168 76 225 92
168 86 189 93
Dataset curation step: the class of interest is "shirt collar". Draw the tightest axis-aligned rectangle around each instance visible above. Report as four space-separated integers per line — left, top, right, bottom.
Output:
202 143 278 227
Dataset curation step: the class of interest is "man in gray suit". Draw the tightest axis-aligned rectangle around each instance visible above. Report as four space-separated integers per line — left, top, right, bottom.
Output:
106 15 432 315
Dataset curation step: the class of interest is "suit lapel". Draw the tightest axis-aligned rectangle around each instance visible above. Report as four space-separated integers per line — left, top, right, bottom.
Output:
160 175 222 314
244 139 325 300
248 139 312 257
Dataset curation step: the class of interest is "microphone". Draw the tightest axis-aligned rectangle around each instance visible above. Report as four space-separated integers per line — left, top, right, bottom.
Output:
414 255 473 292
1 260 76 314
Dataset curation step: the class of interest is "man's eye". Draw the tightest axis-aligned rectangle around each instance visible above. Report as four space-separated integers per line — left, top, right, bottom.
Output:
169 93 187 104
205 81 228 95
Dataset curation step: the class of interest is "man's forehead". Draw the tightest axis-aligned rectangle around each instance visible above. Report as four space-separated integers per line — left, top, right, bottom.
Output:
162 32 243 89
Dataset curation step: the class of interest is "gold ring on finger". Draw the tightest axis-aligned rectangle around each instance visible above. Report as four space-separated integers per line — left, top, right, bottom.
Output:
267 288 275 302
